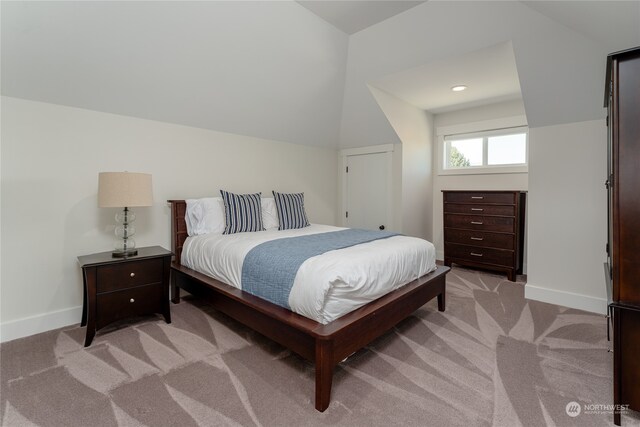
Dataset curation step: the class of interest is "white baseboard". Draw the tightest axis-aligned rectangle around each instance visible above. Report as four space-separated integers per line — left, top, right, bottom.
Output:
525 284 607 315
0 305 82 343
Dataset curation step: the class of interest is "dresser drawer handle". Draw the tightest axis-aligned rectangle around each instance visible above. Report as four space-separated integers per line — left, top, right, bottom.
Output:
471 208 484 211
130 273 135 278
470 221 483 225
471 196 484 199
129 298 135 303
470 237 484 241
470 252 483 257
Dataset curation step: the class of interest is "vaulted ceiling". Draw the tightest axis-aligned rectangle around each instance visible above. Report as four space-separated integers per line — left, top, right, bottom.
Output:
2 1 639 149
296 1 425 34
369 42 522 114
1 2 349 148
522 1 640 52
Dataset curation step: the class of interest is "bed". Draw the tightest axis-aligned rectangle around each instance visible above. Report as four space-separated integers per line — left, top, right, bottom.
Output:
168 199 449 411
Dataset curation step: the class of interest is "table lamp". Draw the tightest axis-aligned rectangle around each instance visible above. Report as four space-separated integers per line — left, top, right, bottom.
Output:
98 172 153 257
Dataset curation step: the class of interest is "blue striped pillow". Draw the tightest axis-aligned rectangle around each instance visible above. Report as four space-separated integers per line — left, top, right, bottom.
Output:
220 190 265 234
272 191 310 230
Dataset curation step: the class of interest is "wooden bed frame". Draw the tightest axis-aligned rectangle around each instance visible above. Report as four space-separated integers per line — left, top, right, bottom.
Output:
168 200 449 411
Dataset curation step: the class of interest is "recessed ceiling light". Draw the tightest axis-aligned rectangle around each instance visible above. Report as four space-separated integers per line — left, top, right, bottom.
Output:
451 85 467 92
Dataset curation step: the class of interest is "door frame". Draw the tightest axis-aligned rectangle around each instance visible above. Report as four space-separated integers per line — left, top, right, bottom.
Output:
339 144 395 228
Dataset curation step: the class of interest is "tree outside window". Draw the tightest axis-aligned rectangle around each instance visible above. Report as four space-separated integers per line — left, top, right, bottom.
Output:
449 146 471 167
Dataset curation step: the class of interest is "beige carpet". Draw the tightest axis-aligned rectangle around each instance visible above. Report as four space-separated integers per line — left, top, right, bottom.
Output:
2 267 638 426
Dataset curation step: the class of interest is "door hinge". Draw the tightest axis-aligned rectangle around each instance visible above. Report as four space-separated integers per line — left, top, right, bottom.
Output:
346 166 349 173
345 211 348 218
606 115 609 127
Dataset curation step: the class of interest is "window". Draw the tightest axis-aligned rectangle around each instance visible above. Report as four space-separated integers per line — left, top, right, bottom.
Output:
443 127 528 171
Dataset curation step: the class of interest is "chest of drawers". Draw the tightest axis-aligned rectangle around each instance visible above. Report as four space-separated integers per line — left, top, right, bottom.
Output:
442 191 526 281
78 246 172 346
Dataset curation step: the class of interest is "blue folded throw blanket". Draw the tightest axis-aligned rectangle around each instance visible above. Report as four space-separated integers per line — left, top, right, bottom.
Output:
241 229 398 309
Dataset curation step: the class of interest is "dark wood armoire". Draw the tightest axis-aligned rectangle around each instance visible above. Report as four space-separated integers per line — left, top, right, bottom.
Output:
605 46 640 426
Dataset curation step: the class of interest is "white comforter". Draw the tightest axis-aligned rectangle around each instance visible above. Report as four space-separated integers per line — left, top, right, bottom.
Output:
182 225 436 324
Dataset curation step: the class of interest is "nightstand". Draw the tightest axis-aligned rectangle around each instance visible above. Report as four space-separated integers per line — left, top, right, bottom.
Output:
78 246 172 346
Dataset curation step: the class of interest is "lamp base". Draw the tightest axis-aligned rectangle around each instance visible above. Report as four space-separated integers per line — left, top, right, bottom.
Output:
112 248 138 258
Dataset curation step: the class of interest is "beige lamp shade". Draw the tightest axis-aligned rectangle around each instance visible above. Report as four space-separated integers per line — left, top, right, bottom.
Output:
98 172 153 208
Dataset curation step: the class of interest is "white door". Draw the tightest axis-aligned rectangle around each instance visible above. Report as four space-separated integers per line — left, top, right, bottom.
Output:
345 152 391 231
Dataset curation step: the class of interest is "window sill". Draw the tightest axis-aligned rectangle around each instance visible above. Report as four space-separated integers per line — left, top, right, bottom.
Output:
438 165 528 176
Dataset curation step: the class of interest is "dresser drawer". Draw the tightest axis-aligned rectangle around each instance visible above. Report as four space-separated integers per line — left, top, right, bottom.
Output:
96 258 163 293
444 228 515 250
444 214 515 233
96 284 163 329
445 243 514 268
443 192 516 205
444 203 515 216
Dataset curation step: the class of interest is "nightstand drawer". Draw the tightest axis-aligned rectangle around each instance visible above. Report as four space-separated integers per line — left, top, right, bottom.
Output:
97 258 163 293
444 214 514 233
443 192 515 205
96 284 163 329
445 243 514 268
444 228 515 250
444 203 515 216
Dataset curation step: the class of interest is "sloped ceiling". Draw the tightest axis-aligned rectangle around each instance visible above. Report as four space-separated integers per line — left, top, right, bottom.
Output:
522 1 640 52
369 42 522 114
296 1 425 34
1 1 349 148
2 1 638 150
339 1 640 148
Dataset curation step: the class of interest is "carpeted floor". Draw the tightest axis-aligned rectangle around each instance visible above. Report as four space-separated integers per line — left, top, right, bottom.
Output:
2 266 638 426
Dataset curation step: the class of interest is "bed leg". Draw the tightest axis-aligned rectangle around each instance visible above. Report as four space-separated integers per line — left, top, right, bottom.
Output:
171 272 181 304
437 291 446 312
315 339 334 412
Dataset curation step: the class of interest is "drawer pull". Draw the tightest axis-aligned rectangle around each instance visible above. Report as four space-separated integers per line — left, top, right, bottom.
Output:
130 273 135 278
470 237 484 241
471 208 484 211
471 196 484 199
470 252 484 257
129 298 135 303
470 221 483 225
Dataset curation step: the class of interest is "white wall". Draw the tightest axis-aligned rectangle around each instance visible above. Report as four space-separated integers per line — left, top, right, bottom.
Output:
432 100 528 261
369 86 434 240
526 120 607 314
434 99 527 129
0 97 339 341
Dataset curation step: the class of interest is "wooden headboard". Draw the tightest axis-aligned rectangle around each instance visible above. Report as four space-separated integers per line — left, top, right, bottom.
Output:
168 200 187 265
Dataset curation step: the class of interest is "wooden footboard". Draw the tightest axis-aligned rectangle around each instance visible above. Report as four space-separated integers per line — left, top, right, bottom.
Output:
168 200 448 411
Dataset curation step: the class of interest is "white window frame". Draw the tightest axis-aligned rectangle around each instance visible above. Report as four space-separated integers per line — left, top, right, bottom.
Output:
436 116 528 176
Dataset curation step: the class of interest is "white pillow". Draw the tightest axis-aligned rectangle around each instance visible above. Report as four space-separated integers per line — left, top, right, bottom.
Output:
185 197 279 235
262 198 279 230
185 198 225 236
